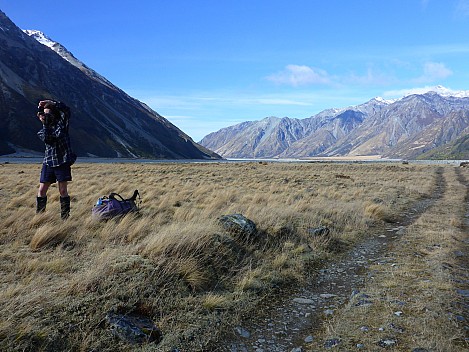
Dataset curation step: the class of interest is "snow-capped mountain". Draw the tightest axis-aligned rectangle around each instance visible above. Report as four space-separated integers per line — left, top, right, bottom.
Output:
199 88 469 159
23 30 116 90
0 11 219 159
400 85 469 99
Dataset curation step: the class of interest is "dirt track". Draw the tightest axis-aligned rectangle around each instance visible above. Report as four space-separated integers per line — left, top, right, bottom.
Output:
222 166 469 351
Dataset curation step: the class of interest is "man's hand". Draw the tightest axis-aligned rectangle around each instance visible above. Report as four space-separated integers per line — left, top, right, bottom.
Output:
38 100 55 108
37 108 52 125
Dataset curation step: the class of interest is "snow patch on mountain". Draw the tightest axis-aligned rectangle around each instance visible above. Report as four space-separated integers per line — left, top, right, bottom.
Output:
23 29 116 89
23 30 55 48
386 85 469 99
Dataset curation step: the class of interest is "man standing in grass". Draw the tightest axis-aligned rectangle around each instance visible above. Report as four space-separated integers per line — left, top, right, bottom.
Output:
36 99 76 219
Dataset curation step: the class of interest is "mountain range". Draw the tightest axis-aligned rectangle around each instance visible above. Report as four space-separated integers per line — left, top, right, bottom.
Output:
0 11 219 159
199 87 469 160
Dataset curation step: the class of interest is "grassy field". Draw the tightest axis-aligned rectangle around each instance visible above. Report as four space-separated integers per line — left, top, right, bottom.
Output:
0 161 464 351
310 165 469 351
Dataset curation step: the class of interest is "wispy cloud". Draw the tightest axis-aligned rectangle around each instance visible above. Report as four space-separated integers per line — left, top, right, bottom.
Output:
135 92 314 110
345 67 397 86
266 65 331 87
267 64 399 88
412 61 453 83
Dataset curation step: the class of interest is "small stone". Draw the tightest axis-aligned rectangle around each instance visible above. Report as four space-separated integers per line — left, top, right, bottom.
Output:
394 311 403 317
293 298 315 305
389 323 405 333
308 226 330 237
290 348 303 352
396 228 406 235
357 343 365 349
324 309 334 315
360 326 369 332
355 299 373 307
324 338 341 348
320 294 337 299
304 335 314 343
235 326 251 338
457 289 469 297
377 339 397 348
378 327 385 331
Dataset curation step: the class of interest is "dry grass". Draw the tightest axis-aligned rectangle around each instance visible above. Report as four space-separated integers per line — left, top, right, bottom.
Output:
309 166 469 351
0 161 439 351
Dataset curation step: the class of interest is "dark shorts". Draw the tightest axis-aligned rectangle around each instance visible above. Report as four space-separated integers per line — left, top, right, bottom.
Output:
40 163 73 184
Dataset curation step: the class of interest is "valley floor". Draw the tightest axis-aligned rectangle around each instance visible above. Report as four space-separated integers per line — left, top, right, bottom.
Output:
0 161 467 351
222 166 469 351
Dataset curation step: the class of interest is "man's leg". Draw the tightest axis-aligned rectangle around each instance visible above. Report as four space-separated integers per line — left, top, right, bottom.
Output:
36 182 50 213
58 181 69 198
58 181 70 220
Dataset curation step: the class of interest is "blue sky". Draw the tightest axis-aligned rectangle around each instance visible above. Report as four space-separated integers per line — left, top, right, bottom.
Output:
2 0 469 141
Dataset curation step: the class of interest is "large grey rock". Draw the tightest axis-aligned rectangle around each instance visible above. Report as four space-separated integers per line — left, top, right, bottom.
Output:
218 214 257 240
106 312 162 345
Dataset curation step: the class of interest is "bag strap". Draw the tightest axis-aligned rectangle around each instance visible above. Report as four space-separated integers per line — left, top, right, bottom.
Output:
129 190 139 201
109 193 125 201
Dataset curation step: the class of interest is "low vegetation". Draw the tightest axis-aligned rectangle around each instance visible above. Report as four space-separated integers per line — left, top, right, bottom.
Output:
310 165 469 351
0 161 458 351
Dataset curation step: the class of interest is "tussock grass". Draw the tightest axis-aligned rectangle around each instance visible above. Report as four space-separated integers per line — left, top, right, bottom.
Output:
310 166 469 351
0 161 437 351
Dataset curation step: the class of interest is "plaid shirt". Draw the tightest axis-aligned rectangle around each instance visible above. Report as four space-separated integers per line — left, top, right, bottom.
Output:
37 113 76 167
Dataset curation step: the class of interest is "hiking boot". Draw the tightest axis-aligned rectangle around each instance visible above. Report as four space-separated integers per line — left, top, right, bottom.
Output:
36 196 47 213
60 196 71 220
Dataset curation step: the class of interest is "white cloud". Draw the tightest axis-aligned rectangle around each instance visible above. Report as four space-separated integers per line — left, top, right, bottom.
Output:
413 61 453 83
266 64 331 87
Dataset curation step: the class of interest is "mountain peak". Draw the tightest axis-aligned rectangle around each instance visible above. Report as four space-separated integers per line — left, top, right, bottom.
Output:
0 11 219 159
24 29 119 90
200 89 469 160
370 96 396 104
401 85 469 99
23 30 55 48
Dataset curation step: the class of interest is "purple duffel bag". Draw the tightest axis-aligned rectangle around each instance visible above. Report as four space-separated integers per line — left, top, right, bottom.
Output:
92 190 140 220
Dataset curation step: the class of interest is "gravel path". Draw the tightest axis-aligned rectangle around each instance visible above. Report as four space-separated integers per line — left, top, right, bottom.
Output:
220 168 445 352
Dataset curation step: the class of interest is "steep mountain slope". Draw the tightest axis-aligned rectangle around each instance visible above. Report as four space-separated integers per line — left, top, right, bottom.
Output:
332 93 469 157
202 116 307 158
200 91 469 159
415 110 469 160
280 109 366 157
0 11 219 159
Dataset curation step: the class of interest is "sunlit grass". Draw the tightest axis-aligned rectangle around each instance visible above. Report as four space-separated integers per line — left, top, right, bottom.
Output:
0 161 441 351
310 166 469 352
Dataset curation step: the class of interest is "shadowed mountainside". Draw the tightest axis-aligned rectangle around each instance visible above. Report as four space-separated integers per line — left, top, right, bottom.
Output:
0 11 220 159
